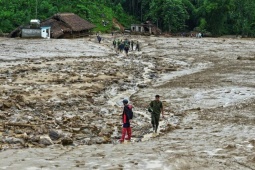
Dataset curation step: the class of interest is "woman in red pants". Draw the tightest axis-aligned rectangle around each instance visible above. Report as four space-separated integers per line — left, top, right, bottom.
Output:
120 99 133 143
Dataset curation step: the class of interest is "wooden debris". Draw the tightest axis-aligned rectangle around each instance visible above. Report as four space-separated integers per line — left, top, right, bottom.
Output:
3 122 36 128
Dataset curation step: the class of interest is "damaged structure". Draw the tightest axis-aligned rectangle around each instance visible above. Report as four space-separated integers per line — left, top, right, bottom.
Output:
40 13 95 38
9 13 95 39
20 19 51 39
131 21 161 35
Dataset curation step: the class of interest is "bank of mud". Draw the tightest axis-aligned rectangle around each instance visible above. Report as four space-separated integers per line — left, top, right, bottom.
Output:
0 35 255 169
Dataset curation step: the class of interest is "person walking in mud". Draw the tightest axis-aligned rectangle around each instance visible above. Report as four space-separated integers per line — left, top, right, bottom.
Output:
119 41 124 53
124 38 128 45
113 39 117 49
149 95 164 133
124 43 130 56
117 39 121 51
131 40 134 50
97 35 102 43
136 41 140 51
120 99 133 143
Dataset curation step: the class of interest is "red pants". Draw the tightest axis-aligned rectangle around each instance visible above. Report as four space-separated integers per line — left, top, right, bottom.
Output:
120 127 132 142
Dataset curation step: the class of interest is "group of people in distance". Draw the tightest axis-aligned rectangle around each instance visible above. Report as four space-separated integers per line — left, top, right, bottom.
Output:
113 39 140 56
96 33 141 56
95 33 163 143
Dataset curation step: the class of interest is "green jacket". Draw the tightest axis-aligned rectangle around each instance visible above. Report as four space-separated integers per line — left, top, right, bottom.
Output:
150 100 163 114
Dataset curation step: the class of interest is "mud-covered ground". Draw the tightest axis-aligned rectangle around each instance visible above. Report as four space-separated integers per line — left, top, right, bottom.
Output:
0 35 255 170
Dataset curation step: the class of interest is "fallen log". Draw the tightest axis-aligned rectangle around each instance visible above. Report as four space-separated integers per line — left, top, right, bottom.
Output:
3 122 36 128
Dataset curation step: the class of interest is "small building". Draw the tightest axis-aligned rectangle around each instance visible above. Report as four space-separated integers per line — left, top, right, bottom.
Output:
9 19 51 39
9 13 95 39
131 21 161 35
21 28 41 38
19 19 51 39
131 24 147 33
40 13 95 38
20 26 50 39
41 26 51 39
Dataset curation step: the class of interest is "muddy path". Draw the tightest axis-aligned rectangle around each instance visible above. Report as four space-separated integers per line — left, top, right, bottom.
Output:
0 35 255 169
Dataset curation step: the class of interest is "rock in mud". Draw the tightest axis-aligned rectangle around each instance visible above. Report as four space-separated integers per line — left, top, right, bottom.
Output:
82 138 92 145
91 137 107 144
29 136 40 142
94 98 106 105
184 126 193 130
119 86 127 91
49 129 62 140
72 128 81 133
250 155 255 162
137 83 148 88
0 113 7 120
39 136 53 146
3 102 13 108
99 128 112 137
175 125 181 129
4 137 25 145
15 133 28 140
224 144 236 149
61 137 73 146
165 67 178 71
174 113 185 117
237 56 255 60
249 139 255 146
100 108 109 114
81 128 93 135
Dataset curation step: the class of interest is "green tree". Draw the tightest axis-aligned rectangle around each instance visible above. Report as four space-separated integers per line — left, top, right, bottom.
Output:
228 0 255 36
162 0 189 32
146 0 188 32
198 0 232 36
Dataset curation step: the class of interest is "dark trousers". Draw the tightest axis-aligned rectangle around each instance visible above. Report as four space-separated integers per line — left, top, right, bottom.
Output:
151 113 160 132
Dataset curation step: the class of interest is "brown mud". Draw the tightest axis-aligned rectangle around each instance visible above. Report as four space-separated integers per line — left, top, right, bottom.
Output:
0 35 255 169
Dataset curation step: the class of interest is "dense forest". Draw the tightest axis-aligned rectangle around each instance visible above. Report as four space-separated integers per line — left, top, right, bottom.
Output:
1 0 255 36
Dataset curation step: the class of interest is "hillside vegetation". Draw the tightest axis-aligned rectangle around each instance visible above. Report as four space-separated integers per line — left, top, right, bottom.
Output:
1 0 255 36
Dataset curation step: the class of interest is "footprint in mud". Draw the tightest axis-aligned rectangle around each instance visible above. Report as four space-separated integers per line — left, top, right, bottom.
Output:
151 133 160 138
141 131 161 141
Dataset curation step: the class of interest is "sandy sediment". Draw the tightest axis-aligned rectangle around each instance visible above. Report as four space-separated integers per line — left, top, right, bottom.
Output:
0 35 255 169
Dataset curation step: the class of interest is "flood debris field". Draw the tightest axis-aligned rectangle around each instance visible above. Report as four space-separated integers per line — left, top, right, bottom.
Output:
0 36 255 169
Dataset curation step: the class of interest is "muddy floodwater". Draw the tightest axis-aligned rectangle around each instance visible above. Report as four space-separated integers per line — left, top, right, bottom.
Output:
0 35 255 170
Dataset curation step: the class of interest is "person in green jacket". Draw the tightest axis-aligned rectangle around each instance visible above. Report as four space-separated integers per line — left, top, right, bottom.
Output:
117 39 121 51
149 95 164 133
113 39 116 48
